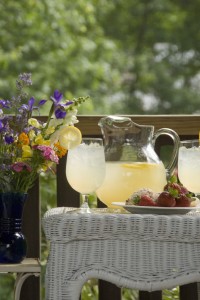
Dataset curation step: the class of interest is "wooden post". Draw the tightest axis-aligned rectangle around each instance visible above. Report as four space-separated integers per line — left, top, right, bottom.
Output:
139 291 162 300
56 155 80 207
21 180 40 300
180 283 199 300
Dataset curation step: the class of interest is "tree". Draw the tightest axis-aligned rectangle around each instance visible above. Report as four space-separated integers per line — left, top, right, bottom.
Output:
0 0 122 114
0 0 199 115
98 0 200 114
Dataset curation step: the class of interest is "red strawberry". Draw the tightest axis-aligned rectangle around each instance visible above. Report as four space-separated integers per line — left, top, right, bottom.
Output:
138 195 156 206
175 194 190 207
164 180 190 196
157 191 176 207
180 186 189 195
164 182 182 197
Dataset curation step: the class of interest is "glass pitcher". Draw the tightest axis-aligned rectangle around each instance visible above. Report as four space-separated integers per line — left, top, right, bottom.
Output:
96 115 180 207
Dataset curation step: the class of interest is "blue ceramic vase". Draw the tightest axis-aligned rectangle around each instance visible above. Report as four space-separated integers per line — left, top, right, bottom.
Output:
0 192 27 263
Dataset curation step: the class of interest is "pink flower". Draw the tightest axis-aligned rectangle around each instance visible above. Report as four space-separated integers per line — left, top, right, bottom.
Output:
12 162 32 173
37 145 59 164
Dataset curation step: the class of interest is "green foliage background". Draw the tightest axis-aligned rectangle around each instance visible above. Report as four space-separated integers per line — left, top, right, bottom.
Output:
0 0 200 299
0 0 200 115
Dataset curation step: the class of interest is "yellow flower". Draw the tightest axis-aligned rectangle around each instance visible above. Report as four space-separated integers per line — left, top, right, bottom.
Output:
28 118 41 128
34 134 50 146
54 142 67 158
28 129 36 140
22 145 33 158
45 126 55 135
18 132 30 146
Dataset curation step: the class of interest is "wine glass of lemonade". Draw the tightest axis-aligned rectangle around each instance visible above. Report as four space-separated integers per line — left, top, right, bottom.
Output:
66 138 106 213
178 140 200 195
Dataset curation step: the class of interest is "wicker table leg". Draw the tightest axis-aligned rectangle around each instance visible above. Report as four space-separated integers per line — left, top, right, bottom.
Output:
64 280 84 300
14 272 40 300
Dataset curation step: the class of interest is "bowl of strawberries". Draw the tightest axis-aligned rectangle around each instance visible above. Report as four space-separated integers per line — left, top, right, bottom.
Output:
112 177 200 214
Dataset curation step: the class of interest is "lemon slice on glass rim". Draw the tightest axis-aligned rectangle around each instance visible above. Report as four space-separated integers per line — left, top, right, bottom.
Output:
59 126 82 150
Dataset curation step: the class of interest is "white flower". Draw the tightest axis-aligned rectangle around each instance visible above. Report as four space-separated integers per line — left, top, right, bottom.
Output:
62 110 78 126
28 118 42 128
49 130 60 145
48 118 63 128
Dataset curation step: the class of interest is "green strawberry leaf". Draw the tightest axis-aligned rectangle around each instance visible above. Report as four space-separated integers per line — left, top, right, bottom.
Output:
169 174 178 183
168 187 179 198
132 196 141 205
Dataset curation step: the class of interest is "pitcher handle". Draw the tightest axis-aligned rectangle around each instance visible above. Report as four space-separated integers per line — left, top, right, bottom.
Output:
153 128 180 179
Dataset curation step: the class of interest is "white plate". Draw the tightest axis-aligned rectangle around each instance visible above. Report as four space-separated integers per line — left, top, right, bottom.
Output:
112 202 200 215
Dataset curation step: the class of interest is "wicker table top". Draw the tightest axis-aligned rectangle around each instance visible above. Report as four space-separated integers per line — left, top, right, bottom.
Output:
43 206 200 243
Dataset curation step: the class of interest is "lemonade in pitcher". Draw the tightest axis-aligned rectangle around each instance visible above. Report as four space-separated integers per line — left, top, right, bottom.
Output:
96 161 166 207
97 116 180 208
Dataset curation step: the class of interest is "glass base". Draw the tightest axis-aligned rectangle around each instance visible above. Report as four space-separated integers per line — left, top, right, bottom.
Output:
68 195 92 213
72 207 92 214
65 201 92 214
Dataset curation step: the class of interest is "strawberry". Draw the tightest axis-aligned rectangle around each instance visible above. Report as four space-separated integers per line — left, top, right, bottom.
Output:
164 175 191 197
138 195 156 206
164 182 182 197
180 186 189 195
156 191 176 207
175 194 190 207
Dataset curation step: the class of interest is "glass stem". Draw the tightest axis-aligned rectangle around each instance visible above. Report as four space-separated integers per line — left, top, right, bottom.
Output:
81 194 90 209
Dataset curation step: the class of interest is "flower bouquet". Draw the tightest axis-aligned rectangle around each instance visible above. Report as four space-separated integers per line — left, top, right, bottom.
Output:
0 73 88 193
0 73 88 263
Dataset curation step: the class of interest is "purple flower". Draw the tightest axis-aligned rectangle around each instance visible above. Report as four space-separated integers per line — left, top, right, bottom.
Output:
18 73 32 86
51 90 63 104
11 162 32 173
0 117 11 133
19 97 35 112
4 135 14 144
50 90 73 119
0 121 3 130
0 164 11 171
40 90 74 120
38 99 47 106
55 107 67 119
0 99 10 109
37 145 59 163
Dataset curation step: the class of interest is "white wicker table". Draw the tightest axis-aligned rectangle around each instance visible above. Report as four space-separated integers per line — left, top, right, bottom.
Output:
0 258 41 300
43 207 200 300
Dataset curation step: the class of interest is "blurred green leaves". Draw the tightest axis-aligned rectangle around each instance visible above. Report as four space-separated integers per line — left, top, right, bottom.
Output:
1 0 199 115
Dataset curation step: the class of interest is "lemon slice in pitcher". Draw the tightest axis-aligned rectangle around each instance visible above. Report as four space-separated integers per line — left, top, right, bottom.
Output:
121 162 155 169
59 126 82 150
